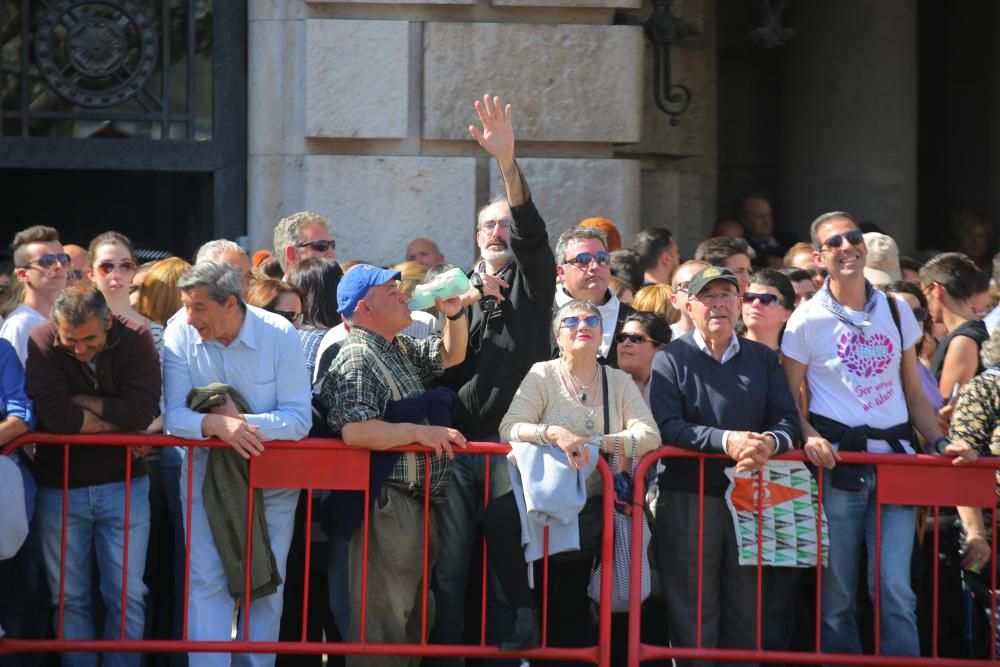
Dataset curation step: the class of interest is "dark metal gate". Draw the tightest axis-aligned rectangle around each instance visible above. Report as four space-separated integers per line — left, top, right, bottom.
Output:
0 0 246 252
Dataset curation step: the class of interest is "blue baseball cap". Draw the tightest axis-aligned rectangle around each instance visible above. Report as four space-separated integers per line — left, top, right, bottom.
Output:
337 265 402 318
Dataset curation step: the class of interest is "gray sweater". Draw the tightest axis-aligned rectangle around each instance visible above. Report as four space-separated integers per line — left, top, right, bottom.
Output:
650 333 801 496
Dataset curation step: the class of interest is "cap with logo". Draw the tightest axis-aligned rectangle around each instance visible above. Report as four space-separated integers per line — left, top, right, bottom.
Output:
686 266 740 297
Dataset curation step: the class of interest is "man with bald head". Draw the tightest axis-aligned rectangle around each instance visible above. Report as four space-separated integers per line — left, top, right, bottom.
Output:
405 238 445 270
195 239 252 298
63 244 91 287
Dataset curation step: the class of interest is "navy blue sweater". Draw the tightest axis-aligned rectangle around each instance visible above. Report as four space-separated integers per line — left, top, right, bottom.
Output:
650 333 801 496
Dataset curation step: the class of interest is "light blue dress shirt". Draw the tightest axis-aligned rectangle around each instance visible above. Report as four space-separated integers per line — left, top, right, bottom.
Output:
162 304 312 441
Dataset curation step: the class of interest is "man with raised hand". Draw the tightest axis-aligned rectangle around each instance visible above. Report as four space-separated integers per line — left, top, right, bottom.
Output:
433 95 556 662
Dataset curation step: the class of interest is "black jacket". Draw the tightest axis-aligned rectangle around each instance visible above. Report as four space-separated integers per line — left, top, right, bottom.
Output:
439 196 557 440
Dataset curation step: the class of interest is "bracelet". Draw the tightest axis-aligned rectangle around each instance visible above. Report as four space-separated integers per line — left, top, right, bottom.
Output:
933 436 950 455
534 423 548 445
446 310 466 321
588 434 603 452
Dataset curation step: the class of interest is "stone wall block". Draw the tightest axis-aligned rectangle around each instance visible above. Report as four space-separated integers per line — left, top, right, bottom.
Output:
491 0 639 10
640 169 710 255
305 20 410 139
423 23 644 143
620 45 707 157
248 19 285 155
303 156 477 268
490 158 642 246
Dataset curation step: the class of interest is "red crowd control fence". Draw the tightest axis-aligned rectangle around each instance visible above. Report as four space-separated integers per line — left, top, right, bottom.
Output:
627 447 1000 666
0 434 615 664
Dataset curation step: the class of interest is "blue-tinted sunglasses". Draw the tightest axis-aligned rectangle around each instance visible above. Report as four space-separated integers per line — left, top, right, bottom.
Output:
561 315 601 330
564 251 610 268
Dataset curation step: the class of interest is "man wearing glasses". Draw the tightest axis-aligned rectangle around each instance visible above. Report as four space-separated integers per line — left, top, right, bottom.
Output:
1 225 68 366
432 95 557 661
650 265 799 661
781 211 977 658
553 226 634 368
668 259 707 341
272 212 336 280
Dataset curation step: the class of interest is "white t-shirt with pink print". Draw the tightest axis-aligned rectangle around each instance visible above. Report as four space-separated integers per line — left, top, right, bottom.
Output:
781 286 922 454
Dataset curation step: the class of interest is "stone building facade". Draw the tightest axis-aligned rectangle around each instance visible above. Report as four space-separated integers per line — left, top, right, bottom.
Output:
247 0 716 267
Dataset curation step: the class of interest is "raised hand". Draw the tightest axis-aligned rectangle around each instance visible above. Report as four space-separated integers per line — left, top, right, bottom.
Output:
469 95 514 164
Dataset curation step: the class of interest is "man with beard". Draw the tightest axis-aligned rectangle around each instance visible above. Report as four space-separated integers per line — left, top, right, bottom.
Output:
431 95 557 663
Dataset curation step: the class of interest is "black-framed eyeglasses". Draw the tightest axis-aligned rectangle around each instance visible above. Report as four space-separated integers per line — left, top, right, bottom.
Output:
19 253 71 271
273 309 303 325
614 332 662 345
818 230 864 251
564 251 611 268
95 260 137 276
911 306 928 322
296 239 336 253
479 218 512 232
673 281 690 294
741 292 781 306
66 270 84 282
561 314 601 330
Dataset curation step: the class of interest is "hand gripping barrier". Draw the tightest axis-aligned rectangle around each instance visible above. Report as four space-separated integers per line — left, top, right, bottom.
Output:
0 433 616 666
627 447 1000 666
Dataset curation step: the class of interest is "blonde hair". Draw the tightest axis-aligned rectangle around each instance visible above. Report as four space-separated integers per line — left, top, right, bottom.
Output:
392 260 428 298
138 257 191 325
633 283 680 324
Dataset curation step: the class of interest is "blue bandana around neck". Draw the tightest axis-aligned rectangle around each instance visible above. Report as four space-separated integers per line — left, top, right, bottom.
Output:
817 277 880 333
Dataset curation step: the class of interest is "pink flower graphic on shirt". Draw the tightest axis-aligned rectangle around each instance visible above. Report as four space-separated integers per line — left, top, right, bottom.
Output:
837 332 894 378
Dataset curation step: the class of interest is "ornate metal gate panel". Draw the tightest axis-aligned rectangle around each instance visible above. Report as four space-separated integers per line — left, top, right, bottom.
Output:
0 0 246 241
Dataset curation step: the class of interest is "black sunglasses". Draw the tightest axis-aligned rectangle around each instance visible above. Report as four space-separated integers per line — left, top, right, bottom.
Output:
741 292 781 306
819 230 865 250
614 332 662 345
296 239 336 252
273 309 303 325
564 251 611 268
20 252 71 271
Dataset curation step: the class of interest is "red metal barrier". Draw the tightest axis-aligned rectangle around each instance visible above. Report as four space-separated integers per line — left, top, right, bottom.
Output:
627 447 1000 666
0 434 615 665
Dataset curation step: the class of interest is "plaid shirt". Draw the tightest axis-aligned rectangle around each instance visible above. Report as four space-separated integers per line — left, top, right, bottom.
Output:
321 325 451 496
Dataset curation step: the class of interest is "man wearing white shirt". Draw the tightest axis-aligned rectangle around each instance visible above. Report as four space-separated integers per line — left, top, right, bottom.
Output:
0 225 68 366
162 261 311 667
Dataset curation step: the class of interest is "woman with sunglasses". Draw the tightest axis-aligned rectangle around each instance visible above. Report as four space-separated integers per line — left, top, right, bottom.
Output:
247 279 306 331
741 269 795 352
886 280 944 412
87 231 163 353
615 311 671 406
483 299 659 650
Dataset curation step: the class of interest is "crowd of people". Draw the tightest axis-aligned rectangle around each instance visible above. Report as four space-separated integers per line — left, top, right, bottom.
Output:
0 94 997 667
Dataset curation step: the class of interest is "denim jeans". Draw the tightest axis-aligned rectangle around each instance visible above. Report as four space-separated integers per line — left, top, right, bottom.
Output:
429 453 512 667
820 466 919 656
180 447 298 667
37 475 151 667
